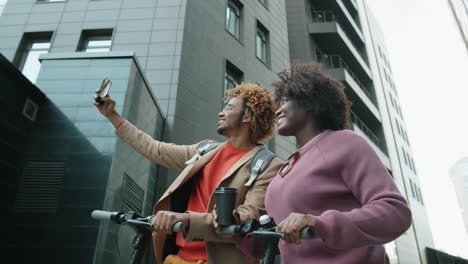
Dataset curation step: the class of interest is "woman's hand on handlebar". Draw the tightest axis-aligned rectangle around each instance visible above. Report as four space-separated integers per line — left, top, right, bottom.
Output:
152 211 190 235
277 212 315 246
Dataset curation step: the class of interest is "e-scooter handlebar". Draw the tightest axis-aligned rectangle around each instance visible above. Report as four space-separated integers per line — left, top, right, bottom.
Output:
252 226 315 240
214 215 314 264
91 210 185 233
91 209 185 264
215 214 315 240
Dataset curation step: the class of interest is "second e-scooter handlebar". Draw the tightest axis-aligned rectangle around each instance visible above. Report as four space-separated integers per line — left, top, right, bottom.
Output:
215 215 315 264
215 214 315 240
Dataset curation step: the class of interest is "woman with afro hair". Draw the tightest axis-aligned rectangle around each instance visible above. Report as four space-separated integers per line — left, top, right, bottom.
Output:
265 63 412 263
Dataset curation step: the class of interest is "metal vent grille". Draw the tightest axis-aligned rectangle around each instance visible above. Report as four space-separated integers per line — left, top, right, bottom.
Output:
121 173 144 214
15 161 66 213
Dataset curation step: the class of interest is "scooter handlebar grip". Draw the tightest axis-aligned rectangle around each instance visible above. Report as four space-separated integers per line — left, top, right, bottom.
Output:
300 226 315 240
91 210 114 221
172 222 185 233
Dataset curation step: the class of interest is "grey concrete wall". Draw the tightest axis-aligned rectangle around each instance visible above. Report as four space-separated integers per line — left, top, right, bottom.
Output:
174 0 294 164
286 0 315 63
0 0 186 120
0 0 188 192
285 0 384 158
0 0 296 183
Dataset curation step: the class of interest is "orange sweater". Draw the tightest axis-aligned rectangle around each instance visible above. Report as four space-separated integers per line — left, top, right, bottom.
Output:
177 142 253 261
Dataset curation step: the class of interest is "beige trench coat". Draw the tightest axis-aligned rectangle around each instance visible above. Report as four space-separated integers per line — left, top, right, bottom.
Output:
116 121 283 264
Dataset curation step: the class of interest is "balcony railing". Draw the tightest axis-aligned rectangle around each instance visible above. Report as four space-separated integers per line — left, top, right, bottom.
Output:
349 111 383 150
318 54 375 103
311 10 337 23
311 11 364 55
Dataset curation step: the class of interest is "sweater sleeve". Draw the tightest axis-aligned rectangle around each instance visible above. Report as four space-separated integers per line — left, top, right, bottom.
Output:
116 120 206 171
313 131 412 250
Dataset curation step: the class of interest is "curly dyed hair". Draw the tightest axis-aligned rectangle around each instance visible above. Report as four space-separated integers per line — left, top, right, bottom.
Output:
225 83 276 143
273 63 351 130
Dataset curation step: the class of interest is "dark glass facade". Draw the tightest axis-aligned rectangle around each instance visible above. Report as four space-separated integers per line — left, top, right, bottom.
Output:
3 53 164 264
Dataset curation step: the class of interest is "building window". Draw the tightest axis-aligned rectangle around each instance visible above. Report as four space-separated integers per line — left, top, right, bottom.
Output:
226 0 241 39
417 186 424 205
402 148 408 165
13 32 53 84
77 29 113 52
36 0 66 2
224 60 243 96
414 183 421 202
414 184 420 202
389 93 395 108
410 157 416 173
395 119 401 135
383 69 389 82
409 179 415 198
256 21 269 64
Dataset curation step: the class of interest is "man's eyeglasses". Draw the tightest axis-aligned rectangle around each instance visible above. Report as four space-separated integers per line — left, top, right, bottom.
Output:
222 103 233 113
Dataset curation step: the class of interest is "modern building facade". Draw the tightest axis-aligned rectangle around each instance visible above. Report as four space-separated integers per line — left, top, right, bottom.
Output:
285 0 434 263
447 0 468 50
450 157 468 234
362 3 435 263
1 0 433 263
2 50 166 263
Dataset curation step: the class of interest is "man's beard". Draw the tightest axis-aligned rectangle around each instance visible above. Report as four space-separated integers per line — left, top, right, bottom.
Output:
216 113 244 136
216 126 227 135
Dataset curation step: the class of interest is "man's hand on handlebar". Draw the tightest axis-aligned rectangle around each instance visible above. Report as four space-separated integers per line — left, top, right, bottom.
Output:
277 212 315 246
152 211 190 235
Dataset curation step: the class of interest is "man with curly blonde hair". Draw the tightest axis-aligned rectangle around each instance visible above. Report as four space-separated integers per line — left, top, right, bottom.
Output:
95 83 282 264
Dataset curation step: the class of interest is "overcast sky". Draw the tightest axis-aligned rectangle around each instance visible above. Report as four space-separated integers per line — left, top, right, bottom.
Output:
368 0 468 259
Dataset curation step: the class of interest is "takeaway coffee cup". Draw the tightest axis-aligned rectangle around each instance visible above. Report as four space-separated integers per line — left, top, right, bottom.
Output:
214 187 237 226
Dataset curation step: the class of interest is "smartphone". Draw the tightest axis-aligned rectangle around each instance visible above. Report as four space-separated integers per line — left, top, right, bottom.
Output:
95 78 112 105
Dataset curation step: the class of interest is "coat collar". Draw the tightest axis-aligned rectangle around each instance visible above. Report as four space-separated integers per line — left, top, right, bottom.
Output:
157 142 264 203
